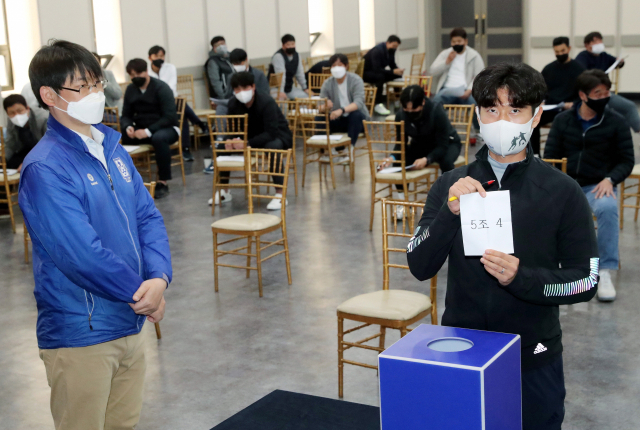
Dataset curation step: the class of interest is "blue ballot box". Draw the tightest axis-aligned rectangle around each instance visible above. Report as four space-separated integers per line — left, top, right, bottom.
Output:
379 324 521 430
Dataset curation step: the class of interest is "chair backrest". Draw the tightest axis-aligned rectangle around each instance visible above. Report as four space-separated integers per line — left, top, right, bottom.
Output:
246 148 292 218
345 52 359 72
175 96 186 131
253 64 266 74
364 121 411 185
269 72 283 98
542 157 567 173
304 55 330 71
0 127 9 185
443 104 474 165
296 98 330 142
144 182 157 199
207 114 250 170
177 74 196 108
276 100 298 138
355 58 365 78
119 82 129 97
410 53 426 76
381 199 437 305
203 71 215 108
610 67 619 95
307 73 331 96
364 86 377 117
102 107 121 132
403 75 433 96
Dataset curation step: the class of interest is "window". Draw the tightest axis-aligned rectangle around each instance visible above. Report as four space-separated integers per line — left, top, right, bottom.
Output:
0 0 12 91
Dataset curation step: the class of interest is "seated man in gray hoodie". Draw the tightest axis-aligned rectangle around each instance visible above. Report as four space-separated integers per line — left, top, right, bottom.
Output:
3 94 48 171
205 36 234 110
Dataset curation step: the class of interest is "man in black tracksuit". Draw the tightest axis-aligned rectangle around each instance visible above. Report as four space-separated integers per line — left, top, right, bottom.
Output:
363 35 404 109
407 63 599 430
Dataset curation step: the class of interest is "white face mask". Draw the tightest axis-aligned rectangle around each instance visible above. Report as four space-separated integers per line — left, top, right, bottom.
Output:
477 106 540 158
591 43 605 54
235 89 253 104
10 112 29 128
331 66 347 79
233 64 247 72
55 91 106 125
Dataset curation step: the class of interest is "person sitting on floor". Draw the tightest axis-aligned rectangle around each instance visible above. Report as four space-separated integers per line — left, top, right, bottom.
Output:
271 34 309 100
316 53 370 164
2 94 48 172
149 45 208 162
575 31 640 134
544 69 634 302
121 58 179 199
363 35 404 115
211 72 292 210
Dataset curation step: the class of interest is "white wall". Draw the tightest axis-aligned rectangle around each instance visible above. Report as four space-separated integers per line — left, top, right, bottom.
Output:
4 0 40 96
620 0 640 92
333 0 360 51
308 0 334 56
37 0 95 50
120 0 166 65
206 0 244 49
165 0 208 69
526 0 572 72
279 0 310 55
93 0 125 83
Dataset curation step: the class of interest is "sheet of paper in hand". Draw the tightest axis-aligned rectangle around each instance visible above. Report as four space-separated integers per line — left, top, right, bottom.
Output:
460 190 514 256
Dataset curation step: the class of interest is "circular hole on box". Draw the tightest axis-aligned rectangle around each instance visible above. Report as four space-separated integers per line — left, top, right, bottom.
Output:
427 337 474 352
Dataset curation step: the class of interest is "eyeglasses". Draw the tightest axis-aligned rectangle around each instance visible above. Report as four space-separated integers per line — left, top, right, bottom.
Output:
61 80 108 93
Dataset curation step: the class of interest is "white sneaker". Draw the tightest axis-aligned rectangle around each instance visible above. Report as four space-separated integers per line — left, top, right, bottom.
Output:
394 205 405 219
208 190 233 206
374 103 391 115
334 155 350 165
597 269 616 302
267 194 288 210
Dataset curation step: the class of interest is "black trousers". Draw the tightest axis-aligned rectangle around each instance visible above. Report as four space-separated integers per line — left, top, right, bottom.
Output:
181 103 205 151
531 109 560 156
122 127 179 181
220 138 286 186
314 110 366 146
396 143 461 191
522 354 566 430
363 70 397 105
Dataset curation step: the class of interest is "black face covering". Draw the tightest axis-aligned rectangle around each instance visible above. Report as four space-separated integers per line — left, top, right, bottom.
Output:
452 44 465 54
585 96 610 116
285 47 296 55
152 59 164 68
555 54 569 63
388 48 396 56
405 110 422 122
131 77 146 87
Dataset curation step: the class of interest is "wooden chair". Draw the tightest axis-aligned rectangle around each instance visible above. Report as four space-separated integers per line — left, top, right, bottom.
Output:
299 98 353 189
102 107 121 132
321 66 331 74
610 67 620 95
177 74 216 150
345 52 359 73
208 114 249 215
269 72 283 99
212 148 292 297
169 97 187 185
352 86 379 163
402 75 433 96
355 58 365 79
142 181 163 340
364 121 435 231
276 100 299 196
337 198 437 397
103 107 153 181
23 223 30 263
541 157 567 173
443 104 475 167
203 71 216 109
119 82 129 96
304 55 330 72
620 164 640 229
307 73 331 96
0 129 20 233
253 64 266 74
410 52 426 76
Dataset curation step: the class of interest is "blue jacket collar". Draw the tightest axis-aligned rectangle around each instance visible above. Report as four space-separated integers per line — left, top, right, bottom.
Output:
46 115 123 159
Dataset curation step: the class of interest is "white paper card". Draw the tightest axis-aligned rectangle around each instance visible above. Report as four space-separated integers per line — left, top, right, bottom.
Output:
124 145 140 153
460 190 514 256
377 164 415 174
309 134 343 141
216 156 245 163
605 56 628 74
542 104 559 111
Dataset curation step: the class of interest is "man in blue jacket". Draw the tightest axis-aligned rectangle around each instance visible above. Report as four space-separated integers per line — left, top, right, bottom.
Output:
19 40 172 430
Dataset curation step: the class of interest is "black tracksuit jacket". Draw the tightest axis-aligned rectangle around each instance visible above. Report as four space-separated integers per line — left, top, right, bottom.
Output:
407 144 599 370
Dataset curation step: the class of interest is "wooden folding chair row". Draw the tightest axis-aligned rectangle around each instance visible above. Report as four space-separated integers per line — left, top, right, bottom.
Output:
0 128 20 233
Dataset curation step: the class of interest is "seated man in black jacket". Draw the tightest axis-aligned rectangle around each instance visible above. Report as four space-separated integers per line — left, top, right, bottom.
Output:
408 62 599 430
121 58 179 199
363 35 404 115
544 69 634 303
530 36 584 155
222 72 293 210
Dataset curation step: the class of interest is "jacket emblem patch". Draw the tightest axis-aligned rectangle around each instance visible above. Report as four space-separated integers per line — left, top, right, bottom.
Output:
113 158 132 182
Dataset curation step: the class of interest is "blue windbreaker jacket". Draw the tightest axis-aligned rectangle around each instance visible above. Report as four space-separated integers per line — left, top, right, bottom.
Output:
19 116 172 349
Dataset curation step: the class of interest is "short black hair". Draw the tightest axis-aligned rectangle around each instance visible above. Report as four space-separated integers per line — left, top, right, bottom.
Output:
230 71 255 89
3 94 28 111
400 85 425 109
281 34 295 45
210 36 225 47
28 39 103 112
584 32 603 45
576 69 611 95
148 45 165 57
126 58 148 74
472 62 546 110
553 36 570 47
450 28 467 40
387 35 401 44
329 53 349 67
229 48 248 65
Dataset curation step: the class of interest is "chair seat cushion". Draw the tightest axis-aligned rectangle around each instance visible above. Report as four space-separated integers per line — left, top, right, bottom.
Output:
631 164 640 176
193 108 216 116
212 213 281 231
338 290 432 320
306 134 351 146
125 144 152 155
385 114 396 121
453 154 466 165
4 172 20 183
376 168 435 181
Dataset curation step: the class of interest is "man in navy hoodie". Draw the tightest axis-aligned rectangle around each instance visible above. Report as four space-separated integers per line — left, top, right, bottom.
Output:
19 40 172 430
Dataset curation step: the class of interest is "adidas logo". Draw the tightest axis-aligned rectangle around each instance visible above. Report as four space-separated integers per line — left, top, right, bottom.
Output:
533 343 547 354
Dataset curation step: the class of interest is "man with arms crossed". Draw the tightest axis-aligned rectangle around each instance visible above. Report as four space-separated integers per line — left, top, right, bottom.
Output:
19 40 171 430
407 63 599 430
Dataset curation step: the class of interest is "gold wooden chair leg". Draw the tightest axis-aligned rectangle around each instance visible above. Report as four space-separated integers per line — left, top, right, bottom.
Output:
328 150 337 189
213 233 219 292
179 157 186 185
256 234 263 298
620 180 625 230
292 149 299 196
338 316 344 398
369 183 376 231
6 185 16 233
211 171 218 216
246 237 252 278
24 227 29 264
635 186 640 222
283 226 292 285
379 326 386 350
154 322 162 339
302 143 307 188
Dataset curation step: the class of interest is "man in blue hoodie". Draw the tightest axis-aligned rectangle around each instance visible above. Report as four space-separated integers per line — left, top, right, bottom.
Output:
19 40 172 430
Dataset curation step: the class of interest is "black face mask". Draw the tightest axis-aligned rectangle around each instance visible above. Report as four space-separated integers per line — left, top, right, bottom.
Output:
388 48 396 56
405 110 422 122
556 54 569 63
131 77 146 87
152 59 164 68
285 47 296 55
452 44 464 54
585 96 610 116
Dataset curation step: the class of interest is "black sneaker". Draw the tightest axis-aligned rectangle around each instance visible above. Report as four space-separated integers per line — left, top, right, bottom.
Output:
155 183 170 199
183 149 194 162
199 123 209 134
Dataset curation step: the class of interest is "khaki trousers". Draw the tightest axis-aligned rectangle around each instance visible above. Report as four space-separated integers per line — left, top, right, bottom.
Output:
39 333 146 430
